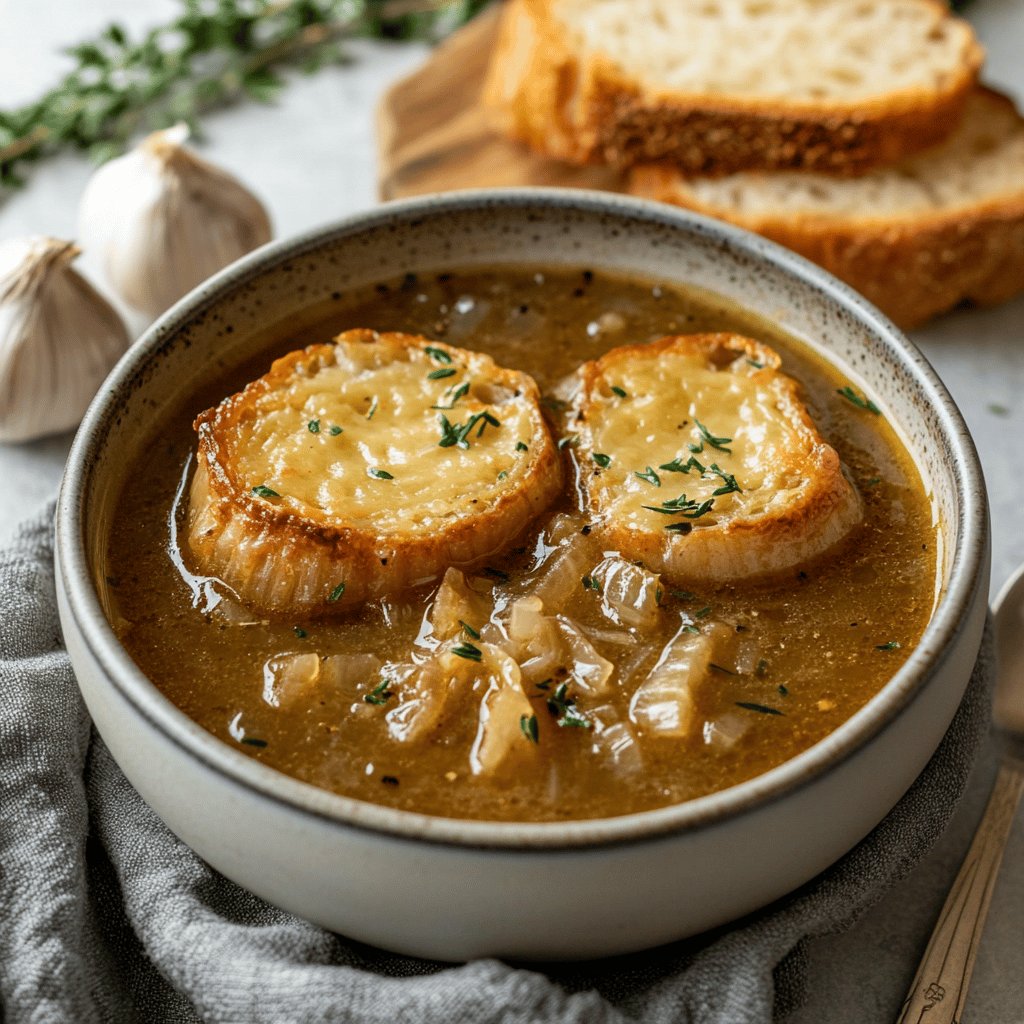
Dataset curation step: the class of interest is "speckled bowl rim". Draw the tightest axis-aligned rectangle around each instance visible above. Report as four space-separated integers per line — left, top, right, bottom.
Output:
56 188 988 852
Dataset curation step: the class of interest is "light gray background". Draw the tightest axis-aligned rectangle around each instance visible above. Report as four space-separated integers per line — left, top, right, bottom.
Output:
1 1 1022 1020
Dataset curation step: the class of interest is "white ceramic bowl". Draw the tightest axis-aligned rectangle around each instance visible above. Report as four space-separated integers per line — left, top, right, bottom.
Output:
55 190 989 961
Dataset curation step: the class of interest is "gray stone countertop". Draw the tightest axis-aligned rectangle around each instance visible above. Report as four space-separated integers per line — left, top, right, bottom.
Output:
2 1 1023 1020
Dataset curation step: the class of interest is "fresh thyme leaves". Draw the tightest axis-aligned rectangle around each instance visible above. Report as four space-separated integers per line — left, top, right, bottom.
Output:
707 463 742 496
364 679 394 706
635 466 661 487
709 663 735 675
736 701 784 716
307 419 320 433
328 424 343 436
251 484 280 498
778 684 789 696
431 382 470 410
558 434 579 450
368 467 393 480
747 358 765 369
694 606 712 618
643 493 715 519
0 0 491 190
659 456 705 475
837 386 881 415
582 575 601 593
545 683 591 729
483 566 509 582
497 470 508 480
240 736 268 747
689 441 704 454
452 641 482 661
293 626 307 639
327 582 346 602
459 620 480 639
671 589 697 600
424 345 452 364
865 476 881 487
427 367 457 380
694 419 732 452
610 385 628 398
437 410 500 449
520 713 540 743
592 452 611 468
516 441 529 452
380 775 400 786
366 396 379 420
682 624 700 635
876 640 901 651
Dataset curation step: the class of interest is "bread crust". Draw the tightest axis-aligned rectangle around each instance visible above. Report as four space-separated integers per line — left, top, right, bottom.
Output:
483 0 983 175
188 330 562 616
569 334 863 585
628 90 1024 328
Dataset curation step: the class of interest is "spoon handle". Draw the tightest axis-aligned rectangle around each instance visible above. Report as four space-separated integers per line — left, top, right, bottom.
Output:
897 759 1024 1024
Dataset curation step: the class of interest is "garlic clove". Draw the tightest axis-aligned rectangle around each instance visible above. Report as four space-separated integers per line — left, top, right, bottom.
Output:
78 125 273 318
0 236 130 444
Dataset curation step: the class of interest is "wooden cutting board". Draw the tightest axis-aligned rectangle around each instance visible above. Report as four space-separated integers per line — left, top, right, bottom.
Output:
377 6 624 200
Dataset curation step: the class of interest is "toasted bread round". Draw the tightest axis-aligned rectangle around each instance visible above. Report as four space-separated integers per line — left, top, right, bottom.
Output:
188 330 562 615
567 334 862 585
629 87 1024 329
483 0 982 175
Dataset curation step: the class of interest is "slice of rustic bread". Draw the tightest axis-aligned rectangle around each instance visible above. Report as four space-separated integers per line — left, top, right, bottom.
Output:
629 88 1024 328
188 330 562 615
483 0 983 174
565 333 862 585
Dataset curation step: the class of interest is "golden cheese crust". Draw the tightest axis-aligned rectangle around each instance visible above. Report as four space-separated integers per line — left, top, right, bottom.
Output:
188 330 562 615
482 0 982 175
567 334 863 585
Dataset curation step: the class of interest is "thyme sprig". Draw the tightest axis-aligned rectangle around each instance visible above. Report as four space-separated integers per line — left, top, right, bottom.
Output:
0 0 490 189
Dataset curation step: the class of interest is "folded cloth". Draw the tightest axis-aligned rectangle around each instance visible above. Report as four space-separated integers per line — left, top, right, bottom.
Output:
0 504 993 1024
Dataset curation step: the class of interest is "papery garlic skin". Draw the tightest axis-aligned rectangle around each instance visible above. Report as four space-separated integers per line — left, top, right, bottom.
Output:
78 125 273 318
0 237 130 443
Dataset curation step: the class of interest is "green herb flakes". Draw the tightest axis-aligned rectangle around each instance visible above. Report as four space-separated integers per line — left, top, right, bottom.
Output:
452 641 482 662
837 386 881 415
736 701 784 716
694 419 732 452
516 441 529 452
610 385 628 398
520 713 540 743
293 627 307 639
251 485 280 499
582 575 601 593
328 425 343 436
635 466 661 487
307 419 320 433
659 456 704 475
366 396 379 420
427 367 457 381
240 736 268 748
459 620 480 640
592 452 611 468
432 382 470 410
424 345 452 364
364 680 394 706
327 582 346 602
368 467 394 480
876 640 901 651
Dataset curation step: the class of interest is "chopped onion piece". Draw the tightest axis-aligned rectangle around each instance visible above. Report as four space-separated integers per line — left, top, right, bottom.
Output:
469 645 537 775
589 703 643 773
629 624 715 736
732 637 762 676
320 653 382 691
531 533 598 611
702 712 751 751
591 556 662 631
555 615 613 695
428 567 491 641
262 652 320 709
386 656 459 743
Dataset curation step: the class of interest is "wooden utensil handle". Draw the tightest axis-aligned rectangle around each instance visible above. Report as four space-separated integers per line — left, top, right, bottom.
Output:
897 760 1024 1024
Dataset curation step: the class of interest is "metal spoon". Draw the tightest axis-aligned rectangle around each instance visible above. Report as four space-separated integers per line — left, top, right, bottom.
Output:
897 563 1024 1024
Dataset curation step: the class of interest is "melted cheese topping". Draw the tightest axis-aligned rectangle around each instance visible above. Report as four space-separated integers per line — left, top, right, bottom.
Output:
583 343 819 533
232 339 540 534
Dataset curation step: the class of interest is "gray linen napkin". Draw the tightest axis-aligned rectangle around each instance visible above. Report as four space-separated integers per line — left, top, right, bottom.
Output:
0 504 993 1024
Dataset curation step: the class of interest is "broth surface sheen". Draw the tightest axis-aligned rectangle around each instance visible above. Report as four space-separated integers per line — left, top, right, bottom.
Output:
104 266 937 822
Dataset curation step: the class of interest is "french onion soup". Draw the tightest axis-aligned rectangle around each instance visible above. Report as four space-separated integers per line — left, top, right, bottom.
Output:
103 266 938 822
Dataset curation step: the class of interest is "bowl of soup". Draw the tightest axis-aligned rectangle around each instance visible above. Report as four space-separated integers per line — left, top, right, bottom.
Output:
55 189 988 960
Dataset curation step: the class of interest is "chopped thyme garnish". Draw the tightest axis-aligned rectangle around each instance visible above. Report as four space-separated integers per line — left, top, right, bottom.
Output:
876 640 901 651
558 434 579 450
865 476 882 487
437 410 501 449
516 441 529 452
459 620 480 639
778 684 789 696
592 452 611 468
293 627 307 639
328 425 343 436
364 679 394 705
635 466 661 487
665 522 692 534
610 385 628 398
659 456 705 475
672 589 696 601
582 575 601 593
424 345 452 364
709 663 735 675
694 606 712 618
240 737 268 748
368 467 394 480
452 641 482 661
688 441 704 454
695 419 732 452
497 470 508 480
366 396 379 420
707 463 742 496
682 624 700 635
534 678 553 691
484 566 510 582
327 582 346 602
251 485 280 499
837 386 881 415
546 682 592 729
307 419 320 433
747 358 765 369
520 713 540 743
380 775 400 786
431 382 470 410
736 701 784 716
643 493 715 519
427 367 457 381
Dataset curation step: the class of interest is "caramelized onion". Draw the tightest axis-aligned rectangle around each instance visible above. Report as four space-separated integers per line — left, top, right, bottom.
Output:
590 555 662 631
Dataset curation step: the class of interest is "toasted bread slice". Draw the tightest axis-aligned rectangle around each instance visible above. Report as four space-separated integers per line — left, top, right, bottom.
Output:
483 0 982 175
188 330 562 615
567 334 862 585
629 87 1024 329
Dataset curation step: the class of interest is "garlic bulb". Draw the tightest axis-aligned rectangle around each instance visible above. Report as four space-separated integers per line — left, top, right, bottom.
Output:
0 237 130 443
78 125 272 317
